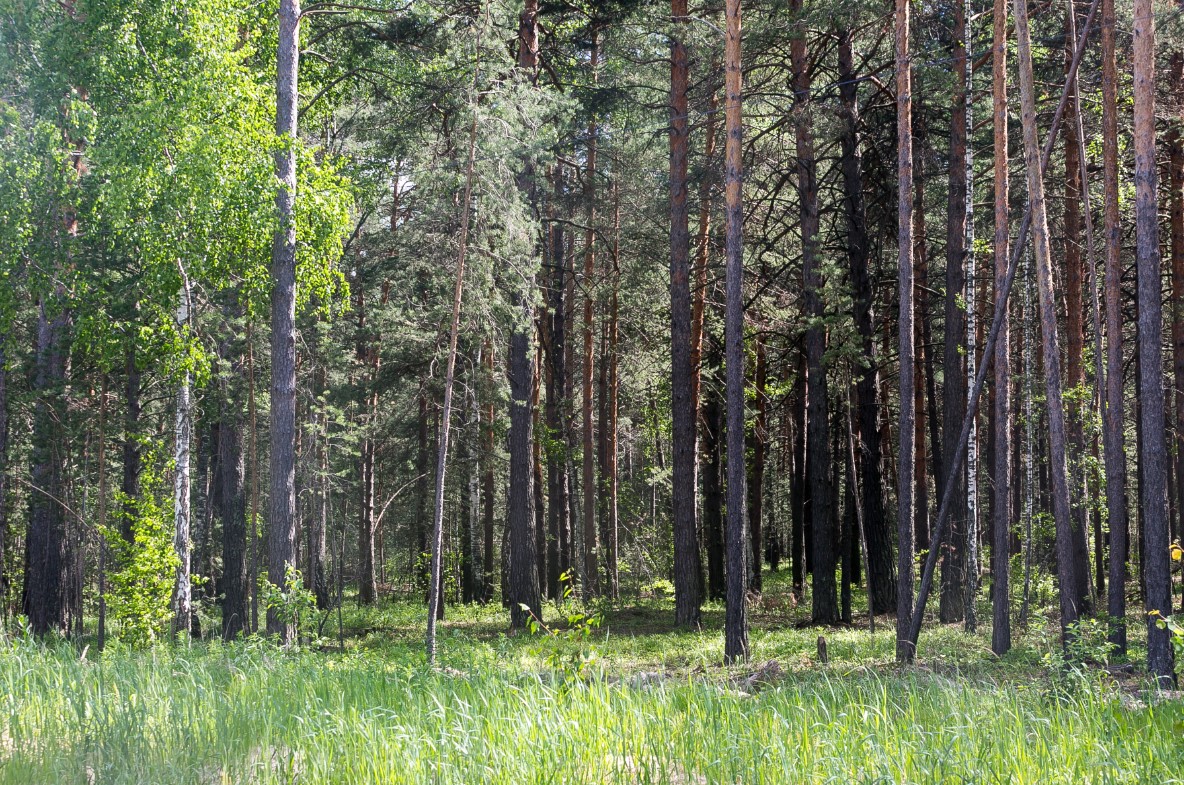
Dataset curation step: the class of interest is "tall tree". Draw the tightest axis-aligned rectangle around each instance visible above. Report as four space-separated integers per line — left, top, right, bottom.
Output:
1131 0 1174 682
895 0 916 662
669 0 703 627
940 0 970 624
267 0 300 642
1013 0 1081 637
172 281 194 636
838 26 894 614
507 0 543 630
990 0 1012 656
792 0 835 625
723 0 749 664
581 32 600 601
1099 0 1127 653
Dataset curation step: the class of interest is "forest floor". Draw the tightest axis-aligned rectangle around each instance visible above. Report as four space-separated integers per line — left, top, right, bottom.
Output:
2 569 1182 784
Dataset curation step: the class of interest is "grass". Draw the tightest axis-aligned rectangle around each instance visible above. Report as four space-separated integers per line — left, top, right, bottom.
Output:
1 571 1181 784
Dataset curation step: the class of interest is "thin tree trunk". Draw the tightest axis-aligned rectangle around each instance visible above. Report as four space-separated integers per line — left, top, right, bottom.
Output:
1062 8 1095 614
1100 0 1127 651
172 281 194 637
790 353 807 598
247 319 259 633
605 180 621 599
482 341 496 603
1168 43 1184 615
670 0 702 626
95 373 106 648
220 310 249 638
544 183 568 600
991 0 1012 655
310 363 329 609
723 0 749 664
748 331 767 592
907 0 1101 653
961 0 979 632
703 369 726 600
120 345 141 542
1131 0 1174 682
426 105 478 664
267 0 300 643
894 0 916 661
581 32 601 601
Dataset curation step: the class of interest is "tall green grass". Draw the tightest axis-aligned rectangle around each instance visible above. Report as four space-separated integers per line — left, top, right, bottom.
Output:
1 632 1180 784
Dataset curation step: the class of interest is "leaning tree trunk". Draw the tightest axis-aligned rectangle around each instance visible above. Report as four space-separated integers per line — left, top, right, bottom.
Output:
722 0 749 664
1014 0 1082 638
267 0 300 643
1131 0 1174 682
838 28 895 615
670 0 703 627
894 0 916 662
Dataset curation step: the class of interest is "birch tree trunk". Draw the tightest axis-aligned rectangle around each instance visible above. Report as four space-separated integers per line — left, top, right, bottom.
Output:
267 0 300 643
173 281 194 638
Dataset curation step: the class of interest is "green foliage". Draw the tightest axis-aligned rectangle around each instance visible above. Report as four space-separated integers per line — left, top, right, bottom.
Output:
259 565 319 646
521 571 604 681
102 465 180 648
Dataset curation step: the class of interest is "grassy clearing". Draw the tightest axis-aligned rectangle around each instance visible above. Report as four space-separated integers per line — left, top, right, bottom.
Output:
1 573 1181 784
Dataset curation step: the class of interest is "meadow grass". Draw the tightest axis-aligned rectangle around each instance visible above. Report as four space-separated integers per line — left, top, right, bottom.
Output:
1 572 1181 784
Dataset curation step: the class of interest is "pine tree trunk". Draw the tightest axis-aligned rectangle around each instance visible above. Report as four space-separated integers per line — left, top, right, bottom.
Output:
941 0 970 624
1168 46 1184 616
894 0 916 661
723 0 749 663
670 0 703 626
839 29 895 614
991 0 1012 655
790 354 807 598
1062 12 1095 614
507 0 543 630
544 188 569 600
482 341 496 603
703 369 726 600
1131 0 1174 682
267 0 300 643
790 0 834 625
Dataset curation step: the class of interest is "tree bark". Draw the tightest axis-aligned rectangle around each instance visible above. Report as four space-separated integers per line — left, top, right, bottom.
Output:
267 0 300 643
723 0 749 664
703 367 726 600
1169 42 1184 616
581 33 600 601
1131 0 1174 682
